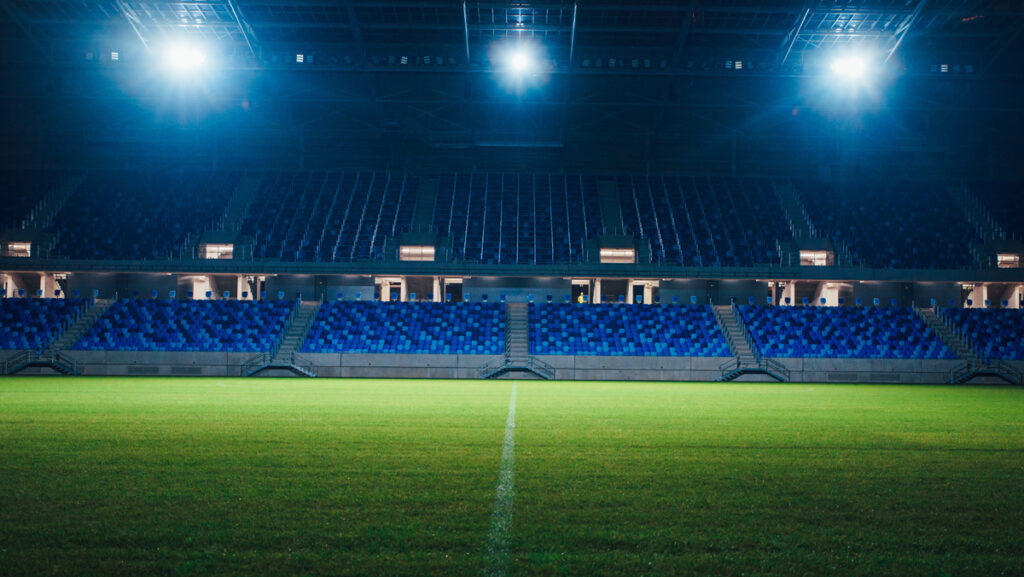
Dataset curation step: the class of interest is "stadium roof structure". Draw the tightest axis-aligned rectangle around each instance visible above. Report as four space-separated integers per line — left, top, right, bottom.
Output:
4 0 1024 76
2 1 1023 173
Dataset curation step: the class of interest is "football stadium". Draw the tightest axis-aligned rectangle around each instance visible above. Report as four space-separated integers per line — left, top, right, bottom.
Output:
1 1 1023 575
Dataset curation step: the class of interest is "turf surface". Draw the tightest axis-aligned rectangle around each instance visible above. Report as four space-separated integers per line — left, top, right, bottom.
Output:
1 377 1022 576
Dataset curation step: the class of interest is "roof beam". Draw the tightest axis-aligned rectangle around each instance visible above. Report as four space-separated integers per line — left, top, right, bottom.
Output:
343 0 366 66
225 0 261 59
114 0 151 52
462 0 470 65
672 0 693 67
779 3 813 67
568 2 578 66
884 0 927 64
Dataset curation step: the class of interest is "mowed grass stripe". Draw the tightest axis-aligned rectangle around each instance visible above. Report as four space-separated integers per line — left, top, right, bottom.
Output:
485 382 517 577
0 377 512 577
513 382 1024 577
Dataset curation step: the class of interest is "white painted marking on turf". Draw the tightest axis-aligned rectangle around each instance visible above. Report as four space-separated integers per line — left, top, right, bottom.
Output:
485 381 517 577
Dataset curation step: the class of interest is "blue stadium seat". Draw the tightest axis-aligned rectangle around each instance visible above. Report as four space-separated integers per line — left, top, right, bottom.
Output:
74 299 295 352
939 308 1024 361
737 305 954 359
0 298 90 351
302 301 505 355
529 303 730 357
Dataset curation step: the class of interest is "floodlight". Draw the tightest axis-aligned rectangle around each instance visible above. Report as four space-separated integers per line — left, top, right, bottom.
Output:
830 57 866 78
508 49 533 75
165 44 207 72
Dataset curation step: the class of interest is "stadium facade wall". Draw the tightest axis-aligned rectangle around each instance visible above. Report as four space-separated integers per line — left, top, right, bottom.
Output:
6 349 1016 385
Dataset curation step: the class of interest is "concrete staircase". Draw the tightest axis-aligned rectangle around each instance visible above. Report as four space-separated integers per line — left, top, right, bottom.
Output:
713 305 788 382
915 307 979 362
597 180 625 234
482 302 553 380
222 176 264 232
241 301 319 377
954 184 1004 243
273 300 319 361
45 298 112 355
914 307 1020 385
410 177 437 231
771 179 814 239
713 305 758 365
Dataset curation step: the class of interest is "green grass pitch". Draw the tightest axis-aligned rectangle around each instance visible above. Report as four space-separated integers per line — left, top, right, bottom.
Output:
1 377 1022 576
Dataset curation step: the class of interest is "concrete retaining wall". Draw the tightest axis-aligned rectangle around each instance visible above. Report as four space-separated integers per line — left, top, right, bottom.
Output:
2 349 1022 384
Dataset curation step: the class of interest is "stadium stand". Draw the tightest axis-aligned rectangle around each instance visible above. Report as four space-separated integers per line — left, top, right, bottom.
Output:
302 301 505 354
73 299 295 352
529 303 731 356
433 173 602 264
0 170 64 230
0 297 89 351
242 171 415 262
796 180 980 269
618 175 790 266
737 305 955 359
970 181 1024 241
938 308 1024 361
50 171 237 260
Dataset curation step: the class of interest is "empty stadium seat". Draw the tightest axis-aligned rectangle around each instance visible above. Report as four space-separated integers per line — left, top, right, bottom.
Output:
0 298 89 351
434 173 602 265
939 308 1024 361
50 170 238 260
796 180 980 269
737 305 954 359
529 303 731 357
302 301 505 354
241 171 416 262
74 299 295 352
619 175 790 266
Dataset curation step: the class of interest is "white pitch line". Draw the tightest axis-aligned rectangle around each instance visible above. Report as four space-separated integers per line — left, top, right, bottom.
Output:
484 381 517 577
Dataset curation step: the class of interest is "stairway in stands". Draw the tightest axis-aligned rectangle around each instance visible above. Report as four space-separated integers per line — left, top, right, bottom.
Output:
915 307 979 363
770 180 814 266
597 179 625 234
410 178 437 231
482 302 553 380
713 305 788 382
271 301 319 365
45 299 111 355
242 300 318 377
917 307 1022 385
713 305 758 365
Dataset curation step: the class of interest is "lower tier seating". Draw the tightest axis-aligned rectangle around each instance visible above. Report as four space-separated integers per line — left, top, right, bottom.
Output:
302 301 505 354
939 308 1024 361
738 305 954 359
0 298 89 351
529 303 731 356
74 299 295 352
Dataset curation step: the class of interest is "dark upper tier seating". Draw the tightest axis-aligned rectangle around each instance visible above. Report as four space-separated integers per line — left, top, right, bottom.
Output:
737 305 954 359
797 180 980 269
74 299 295 352
939 308 1024 361
50 171 237 260
242 171 416 262
0 170 65 230
433 173 602 264
302 301 505 354
529 303 731 356
618 176 791 266
0 297 89 351
969 181 1024 242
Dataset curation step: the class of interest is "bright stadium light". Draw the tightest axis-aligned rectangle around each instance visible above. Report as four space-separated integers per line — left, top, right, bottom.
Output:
509 49 533 75
830 57 867 79
164 44 208 73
